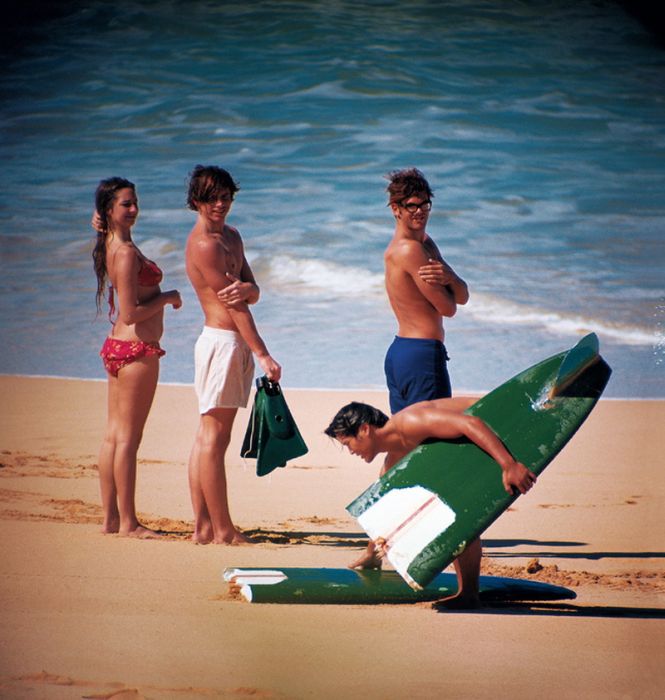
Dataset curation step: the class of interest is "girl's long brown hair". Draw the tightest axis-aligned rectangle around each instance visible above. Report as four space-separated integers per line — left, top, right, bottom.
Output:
92 177 135 313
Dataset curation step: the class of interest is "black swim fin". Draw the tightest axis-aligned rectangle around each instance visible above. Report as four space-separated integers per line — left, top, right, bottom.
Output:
241 377 308 477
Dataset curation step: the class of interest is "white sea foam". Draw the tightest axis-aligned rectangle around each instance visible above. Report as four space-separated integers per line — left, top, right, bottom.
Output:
466 293 659 346
264 255 384 297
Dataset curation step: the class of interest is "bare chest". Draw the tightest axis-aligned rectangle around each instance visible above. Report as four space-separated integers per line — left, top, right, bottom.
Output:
214 233 243 274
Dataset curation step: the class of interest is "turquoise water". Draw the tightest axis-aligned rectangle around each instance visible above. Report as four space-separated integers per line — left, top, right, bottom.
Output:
1 0 663 396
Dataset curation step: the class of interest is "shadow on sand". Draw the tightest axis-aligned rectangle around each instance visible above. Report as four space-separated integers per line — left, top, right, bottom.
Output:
436 601 665 619
483 538 665 562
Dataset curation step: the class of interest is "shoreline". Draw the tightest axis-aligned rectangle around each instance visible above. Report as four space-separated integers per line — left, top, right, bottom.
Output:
2 371 662 401
1 374 664 698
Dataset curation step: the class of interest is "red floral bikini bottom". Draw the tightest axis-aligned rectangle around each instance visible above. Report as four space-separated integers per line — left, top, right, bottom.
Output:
100 337 165 377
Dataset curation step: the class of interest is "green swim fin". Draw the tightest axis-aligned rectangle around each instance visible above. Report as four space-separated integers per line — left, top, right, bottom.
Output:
241 377 308 477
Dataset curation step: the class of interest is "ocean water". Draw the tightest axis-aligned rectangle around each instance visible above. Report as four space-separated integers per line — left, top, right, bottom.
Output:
0 0 663 397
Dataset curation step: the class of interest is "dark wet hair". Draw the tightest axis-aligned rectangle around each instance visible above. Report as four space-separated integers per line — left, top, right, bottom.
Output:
324 402 389 438
385 167 434 205
92 176 135 313
186 164 239 210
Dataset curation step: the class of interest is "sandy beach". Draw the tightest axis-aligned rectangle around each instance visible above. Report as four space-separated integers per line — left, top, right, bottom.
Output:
1 374 663 699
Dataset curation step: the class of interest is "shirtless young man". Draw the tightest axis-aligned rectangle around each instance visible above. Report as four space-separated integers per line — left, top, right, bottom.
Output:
325 398 537 608
185 165 281 545
384 168 469 414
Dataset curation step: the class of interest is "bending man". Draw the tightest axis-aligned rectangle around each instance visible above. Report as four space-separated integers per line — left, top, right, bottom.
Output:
325 398 536 608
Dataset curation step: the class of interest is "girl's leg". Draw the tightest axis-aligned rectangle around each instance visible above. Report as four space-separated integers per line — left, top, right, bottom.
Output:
98 374 120 533
113 355 160 536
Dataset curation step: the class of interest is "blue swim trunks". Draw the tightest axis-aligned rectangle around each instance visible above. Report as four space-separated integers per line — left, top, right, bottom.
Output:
384 336 451 414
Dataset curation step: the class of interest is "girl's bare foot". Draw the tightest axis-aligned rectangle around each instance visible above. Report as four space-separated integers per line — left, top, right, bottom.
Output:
212 528 254 545
101 514 120 534
192 523 214 544
121 524 162 539
192 532 212 544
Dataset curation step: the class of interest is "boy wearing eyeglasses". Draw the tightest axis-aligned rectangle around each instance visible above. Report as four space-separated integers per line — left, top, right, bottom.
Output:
383 168 469 415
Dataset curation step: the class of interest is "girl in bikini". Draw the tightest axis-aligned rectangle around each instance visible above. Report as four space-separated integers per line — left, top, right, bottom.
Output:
92 177 182 537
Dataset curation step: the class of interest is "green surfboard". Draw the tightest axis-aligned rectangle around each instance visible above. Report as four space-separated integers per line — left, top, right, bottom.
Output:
223 567 576 604
346 334 611 591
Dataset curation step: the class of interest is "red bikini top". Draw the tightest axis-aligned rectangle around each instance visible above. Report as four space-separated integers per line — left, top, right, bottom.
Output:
107 257 163 322
137 257 163 286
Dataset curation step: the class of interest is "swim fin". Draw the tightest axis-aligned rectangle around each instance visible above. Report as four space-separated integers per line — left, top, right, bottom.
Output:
241 377 308 477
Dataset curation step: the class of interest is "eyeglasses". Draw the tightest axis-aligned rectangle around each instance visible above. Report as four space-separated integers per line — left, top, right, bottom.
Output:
400 199 432 213
201 193 234 204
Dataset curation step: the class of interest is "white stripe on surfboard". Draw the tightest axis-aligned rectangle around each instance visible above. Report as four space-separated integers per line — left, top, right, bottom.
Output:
382 493 439 547
222 568 288 586
357 486 456 586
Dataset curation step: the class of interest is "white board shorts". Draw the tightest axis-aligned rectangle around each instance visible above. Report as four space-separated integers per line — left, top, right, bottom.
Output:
194 327 254 414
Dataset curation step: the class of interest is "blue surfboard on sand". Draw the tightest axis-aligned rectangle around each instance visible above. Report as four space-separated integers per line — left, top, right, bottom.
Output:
223 567 576 604
346 334 611 590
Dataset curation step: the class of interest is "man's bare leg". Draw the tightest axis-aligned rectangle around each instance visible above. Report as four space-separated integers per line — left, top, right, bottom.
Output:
196 408 252 545
435 537 482 609
188 430 213 544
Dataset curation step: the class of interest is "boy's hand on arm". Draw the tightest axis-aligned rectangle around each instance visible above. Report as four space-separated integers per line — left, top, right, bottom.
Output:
217 272 259 307
401 245 457 317
418 258 469 304
418 258 456 285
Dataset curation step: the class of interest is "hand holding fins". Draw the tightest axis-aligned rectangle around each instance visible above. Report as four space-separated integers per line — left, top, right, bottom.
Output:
241 377 308 476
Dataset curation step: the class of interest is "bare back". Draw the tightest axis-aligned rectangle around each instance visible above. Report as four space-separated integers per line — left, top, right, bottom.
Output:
185 222 250 330
382 397 484 471
384 234 453 341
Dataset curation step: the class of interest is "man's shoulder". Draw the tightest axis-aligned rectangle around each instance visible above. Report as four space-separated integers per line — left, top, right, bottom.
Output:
385 236 425 264
186 229 222 263
223 225 243 247
225 224 241 236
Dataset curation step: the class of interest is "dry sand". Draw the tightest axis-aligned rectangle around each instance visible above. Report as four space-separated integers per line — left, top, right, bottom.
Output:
1 375 663 699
